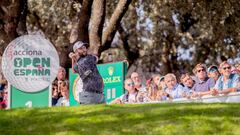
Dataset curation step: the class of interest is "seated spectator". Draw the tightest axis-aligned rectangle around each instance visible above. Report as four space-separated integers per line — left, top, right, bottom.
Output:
147 74 167 101
0 76 7 93
131 72 146 92
159 76 166 90
180 73 195 98
212 61 239 95
0 90 3 109
56 81 70 106
52 66 69 105
57 67 69 92
207 65 220 82
164 73 184 99
146 74 160 101
136 90 150 103
156 76 168 101
110 78 138 104
52 83 59 106
234 63 240 74
0 84 8 109
192 63 215 97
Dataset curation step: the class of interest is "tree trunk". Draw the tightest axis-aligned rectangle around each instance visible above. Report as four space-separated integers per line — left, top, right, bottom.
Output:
77 0 93 43
89 0 106 56
118 24 139 66
68 0 93 52
17 0 28 35
99 0 132 54
0 0 28 55
0 0 28 74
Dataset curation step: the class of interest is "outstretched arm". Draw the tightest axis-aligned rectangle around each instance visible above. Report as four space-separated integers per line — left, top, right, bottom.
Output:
69 52 78 73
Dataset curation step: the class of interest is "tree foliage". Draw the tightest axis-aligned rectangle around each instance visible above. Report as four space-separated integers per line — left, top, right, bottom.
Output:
1 0 240 76
121 0 240 75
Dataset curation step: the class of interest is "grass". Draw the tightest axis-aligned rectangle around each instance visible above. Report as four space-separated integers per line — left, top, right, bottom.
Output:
0 103 240 135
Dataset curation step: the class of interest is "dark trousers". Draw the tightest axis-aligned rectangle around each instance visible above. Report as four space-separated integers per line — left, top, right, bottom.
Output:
79 91 105 104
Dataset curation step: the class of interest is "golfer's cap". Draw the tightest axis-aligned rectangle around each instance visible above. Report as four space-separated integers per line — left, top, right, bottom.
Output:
73 41 88 52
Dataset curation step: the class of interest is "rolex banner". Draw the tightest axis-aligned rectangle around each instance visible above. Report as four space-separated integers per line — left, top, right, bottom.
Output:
69 61 128 105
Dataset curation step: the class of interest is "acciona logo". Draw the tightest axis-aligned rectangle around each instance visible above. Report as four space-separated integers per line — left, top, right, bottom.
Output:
2 35 59 93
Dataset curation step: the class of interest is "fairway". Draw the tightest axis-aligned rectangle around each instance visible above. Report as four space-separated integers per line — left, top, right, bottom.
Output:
0 103 240 135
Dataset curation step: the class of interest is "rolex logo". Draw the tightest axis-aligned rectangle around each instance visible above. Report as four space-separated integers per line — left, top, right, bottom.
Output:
108 66 114 76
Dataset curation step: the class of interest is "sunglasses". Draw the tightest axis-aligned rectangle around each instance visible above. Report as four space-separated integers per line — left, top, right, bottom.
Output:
197 68 205 73
127 83 134 86
223 66 231 70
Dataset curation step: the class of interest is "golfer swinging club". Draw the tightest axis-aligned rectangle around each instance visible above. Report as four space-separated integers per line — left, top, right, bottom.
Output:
69 41 105 104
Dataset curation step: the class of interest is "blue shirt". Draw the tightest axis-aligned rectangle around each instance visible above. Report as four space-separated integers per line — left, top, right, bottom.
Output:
192 77 215 92
214 74 239 90
183 86 193 95
74 55 103 93
165 84 184 99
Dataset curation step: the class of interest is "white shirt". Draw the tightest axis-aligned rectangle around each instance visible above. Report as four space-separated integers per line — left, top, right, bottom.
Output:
56 97 70 106
119 92 138 103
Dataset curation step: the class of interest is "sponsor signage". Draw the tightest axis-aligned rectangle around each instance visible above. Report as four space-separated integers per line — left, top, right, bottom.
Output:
2 35 59 108
69 61 127 105
2 35 59 92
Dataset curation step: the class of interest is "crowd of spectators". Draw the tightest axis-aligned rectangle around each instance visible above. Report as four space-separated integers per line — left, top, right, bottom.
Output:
1 61 240 108
111 61 240 104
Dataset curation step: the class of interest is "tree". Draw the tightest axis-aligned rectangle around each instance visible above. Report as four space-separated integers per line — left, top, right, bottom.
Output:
0 0 28 55
1 0 240 78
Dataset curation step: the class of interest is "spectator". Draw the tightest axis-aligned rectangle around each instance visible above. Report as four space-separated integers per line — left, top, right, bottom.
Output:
192 63 215 97
146 74 159 101
0 77 7 109
110 78 138 104
0 84 8 109
207 65 220 83
131 72 147 92
52 83 59 106
57 66 68 81
234 63 240 74
159 76 166 90
0 76 7 92
180 73 195 98
56 67 69 96
56 81 70 106
164 73 184 99
212 61 239 95
52 67 69 106
0 90 3 108
147 74 167 101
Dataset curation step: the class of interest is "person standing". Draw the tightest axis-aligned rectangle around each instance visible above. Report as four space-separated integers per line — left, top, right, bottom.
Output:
69 41 104 104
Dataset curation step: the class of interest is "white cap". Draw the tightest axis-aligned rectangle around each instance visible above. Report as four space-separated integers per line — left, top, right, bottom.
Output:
73 41 88 52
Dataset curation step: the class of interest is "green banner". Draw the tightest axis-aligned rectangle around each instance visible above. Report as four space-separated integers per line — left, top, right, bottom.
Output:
69 61 127 105
9 86 50 108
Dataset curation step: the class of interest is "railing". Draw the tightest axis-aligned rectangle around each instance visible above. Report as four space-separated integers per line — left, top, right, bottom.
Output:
132 92 240 104
172 92 240 103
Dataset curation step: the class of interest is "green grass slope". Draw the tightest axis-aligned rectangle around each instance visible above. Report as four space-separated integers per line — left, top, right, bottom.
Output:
0 103 240 135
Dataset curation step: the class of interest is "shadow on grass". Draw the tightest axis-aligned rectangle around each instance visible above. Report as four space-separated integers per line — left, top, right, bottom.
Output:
0 103 240 135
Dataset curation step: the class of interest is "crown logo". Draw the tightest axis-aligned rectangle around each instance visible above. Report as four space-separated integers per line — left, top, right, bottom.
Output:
108 66 114 76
